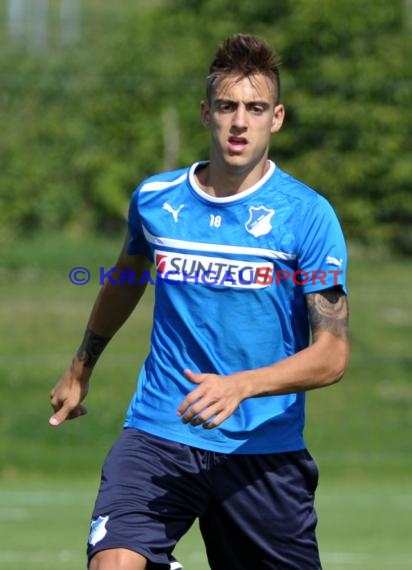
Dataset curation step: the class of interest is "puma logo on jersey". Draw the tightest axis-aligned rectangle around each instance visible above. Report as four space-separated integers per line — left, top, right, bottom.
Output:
162 202 185 223
326 255 343 267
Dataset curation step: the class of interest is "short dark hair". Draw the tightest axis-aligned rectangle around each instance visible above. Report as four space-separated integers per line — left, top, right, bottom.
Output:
206 34 281 104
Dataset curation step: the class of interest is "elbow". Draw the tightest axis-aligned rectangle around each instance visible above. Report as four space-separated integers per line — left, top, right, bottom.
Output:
313 333 350 388
326 343 350 386
330 367 345 386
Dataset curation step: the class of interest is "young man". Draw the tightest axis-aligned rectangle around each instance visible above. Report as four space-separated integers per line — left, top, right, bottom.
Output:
49 34 349 570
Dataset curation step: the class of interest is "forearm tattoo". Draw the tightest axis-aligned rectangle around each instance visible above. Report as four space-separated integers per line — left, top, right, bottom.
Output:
77 327 111 368
306 287 349 341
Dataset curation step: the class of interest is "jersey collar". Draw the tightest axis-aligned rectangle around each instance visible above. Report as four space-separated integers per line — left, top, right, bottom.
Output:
189 160 276 204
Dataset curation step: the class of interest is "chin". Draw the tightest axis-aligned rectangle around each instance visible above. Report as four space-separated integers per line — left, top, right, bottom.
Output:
224 152 249 165
225 154 256 172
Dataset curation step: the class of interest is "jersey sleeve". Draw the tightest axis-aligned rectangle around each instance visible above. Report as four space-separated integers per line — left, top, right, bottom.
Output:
127 188 153 259
297 194 348 294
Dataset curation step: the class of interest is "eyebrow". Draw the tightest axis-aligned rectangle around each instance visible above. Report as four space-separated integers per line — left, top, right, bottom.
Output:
213 98 271 107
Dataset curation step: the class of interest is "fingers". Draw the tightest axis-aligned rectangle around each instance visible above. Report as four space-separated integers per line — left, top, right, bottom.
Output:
49 404 69 427
49 372 89 427
176 383 207 418
178 371 227 427
178 386 236 428
180 399 233 429
49 404 88 426
202 411 230 430
179 371 241 429
49 386 88 426
183 369 203 384
180 399 220 425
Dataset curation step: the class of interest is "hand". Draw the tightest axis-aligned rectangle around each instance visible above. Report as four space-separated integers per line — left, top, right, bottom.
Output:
49 365 90 427
177 369 245 429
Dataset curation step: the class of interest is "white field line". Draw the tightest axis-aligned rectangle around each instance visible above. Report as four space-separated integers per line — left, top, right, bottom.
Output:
1 490 411 567
0 551 83 564
322 552 412 565
0 490 94 507
0 507 30 521
0 353 141 367
0 550 411 566
318 493 412 509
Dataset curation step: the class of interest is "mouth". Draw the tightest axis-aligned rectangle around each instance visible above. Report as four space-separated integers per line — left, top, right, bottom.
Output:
227 136 248 153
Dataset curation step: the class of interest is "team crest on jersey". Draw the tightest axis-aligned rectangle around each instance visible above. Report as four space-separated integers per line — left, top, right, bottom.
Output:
245 206 275 238
88 515 109 546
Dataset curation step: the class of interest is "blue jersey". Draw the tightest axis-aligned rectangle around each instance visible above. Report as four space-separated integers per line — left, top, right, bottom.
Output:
124 161 347 453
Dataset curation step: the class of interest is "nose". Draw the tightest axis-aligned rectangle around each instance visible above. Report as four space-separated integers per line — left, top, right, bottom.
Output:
231 105 248 130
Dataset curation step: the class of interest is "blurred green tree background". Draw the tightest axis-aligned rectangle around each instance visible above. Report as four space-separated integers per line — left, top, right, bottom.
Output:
1 0 411 251
1 10 411 566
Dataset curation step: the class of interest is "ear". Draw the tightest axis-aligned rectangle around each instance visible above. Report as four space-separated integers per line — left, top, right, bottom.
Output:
201 100 211 128
270 104 285 134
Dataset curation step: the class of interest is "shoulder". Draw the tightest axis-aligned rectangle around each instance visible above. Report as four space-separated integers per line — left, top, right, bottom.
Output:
272 165 339 221
274 166 324 204
135 166 190 195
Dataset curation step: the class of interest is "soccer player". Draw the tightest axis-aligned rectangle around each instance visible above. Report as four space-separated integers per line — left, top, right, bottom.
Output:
49 33 350 570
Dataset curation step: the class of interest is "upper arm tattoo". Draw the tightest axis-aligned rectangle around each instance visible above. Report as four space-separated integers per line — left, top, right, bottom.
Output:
77 327 111 368
306 287 349 341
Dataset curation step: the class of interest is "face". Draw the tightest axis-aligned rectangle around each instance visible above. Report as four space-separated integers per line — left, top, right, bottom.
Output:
201 73 284 176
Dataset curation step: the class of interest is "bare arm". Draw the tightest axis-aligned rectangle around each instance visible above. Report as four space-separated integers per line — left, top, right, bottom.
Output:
178 286 349 428
49 234 152 426
238 286 350 396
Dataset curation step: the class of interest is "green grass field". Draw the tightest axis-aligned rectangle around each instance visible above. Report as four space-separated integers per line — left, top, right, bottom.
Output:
1 478 411 569
1 233 412 569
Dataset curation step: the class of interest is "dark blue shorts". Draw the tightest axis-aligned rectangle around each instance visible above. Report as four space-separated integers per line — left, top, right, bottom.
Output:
87 428 321 569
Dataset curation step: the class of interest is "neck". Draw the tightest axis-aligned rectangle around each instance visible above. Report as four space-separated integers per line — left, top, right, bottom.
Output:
196 157 270 198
